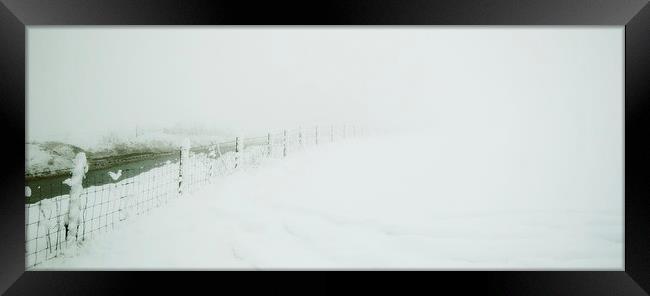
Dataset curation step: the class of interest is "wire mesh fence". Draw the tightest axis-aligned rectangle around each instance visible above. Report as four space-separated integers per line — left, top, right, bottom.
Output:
24 125 361 269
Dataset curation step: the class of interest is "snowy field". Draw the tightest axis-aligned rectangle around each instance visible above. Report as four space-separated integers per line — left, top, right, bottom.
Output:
34 133 623 270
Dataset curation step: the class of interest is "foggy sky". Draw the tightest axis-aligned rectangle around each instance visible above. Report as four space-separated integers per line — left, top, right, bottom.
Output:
27 27 622 140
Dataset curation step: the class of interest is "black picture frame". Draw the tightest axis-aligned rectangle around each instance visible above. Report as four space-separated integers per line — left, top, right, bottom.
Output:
1 0 649 294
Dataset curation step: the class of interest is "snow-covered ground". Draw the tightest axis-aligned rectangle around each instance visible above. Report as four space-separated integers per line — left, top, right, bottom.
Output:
35 133 623 269
26 129 238 175
26 142 83 175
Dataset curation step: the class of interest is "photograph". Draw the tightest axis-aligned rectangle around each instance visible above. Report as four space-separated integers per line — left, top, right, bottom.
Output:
24 27 624 270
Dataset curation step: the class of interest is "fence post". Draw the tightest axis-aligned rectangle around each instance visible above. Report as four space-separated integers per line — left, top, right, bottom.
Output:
267 133 272 157
178 139 190 195
63 152 88 247
298 127 303 147
178 147 183 195
283 130 288 158
234 137 240 168
207 142 215 179
315 126 319 145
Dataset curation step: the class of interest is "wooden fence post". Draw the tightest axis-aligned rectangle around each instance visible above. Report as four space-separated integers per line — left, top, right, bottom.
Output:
283 130 288 158
234 137 240 168
267 133 272 157
178 147 183 194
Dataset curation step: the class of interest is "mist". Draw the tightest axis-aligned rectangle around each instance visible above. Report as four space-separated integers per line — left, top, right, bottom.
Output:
28 27 622 141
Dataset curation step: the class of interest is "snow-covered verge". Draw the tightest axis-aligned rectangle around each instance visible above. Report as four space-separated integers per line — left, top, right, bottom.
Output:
87 130 238 158
33 133 622 269
26 129 238 176
25 142 84 176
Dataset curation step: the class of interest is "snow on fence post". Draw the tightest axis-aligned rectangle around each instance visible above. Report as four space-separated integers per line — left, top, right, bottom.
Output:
283 129 288 158
298 127 303 147
178 139 190 195
234 137 240 168
178 147 182 194
62 152 88 250
207 143 217 180
267 133 272 157
178 146 183 194
315 126 319 145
